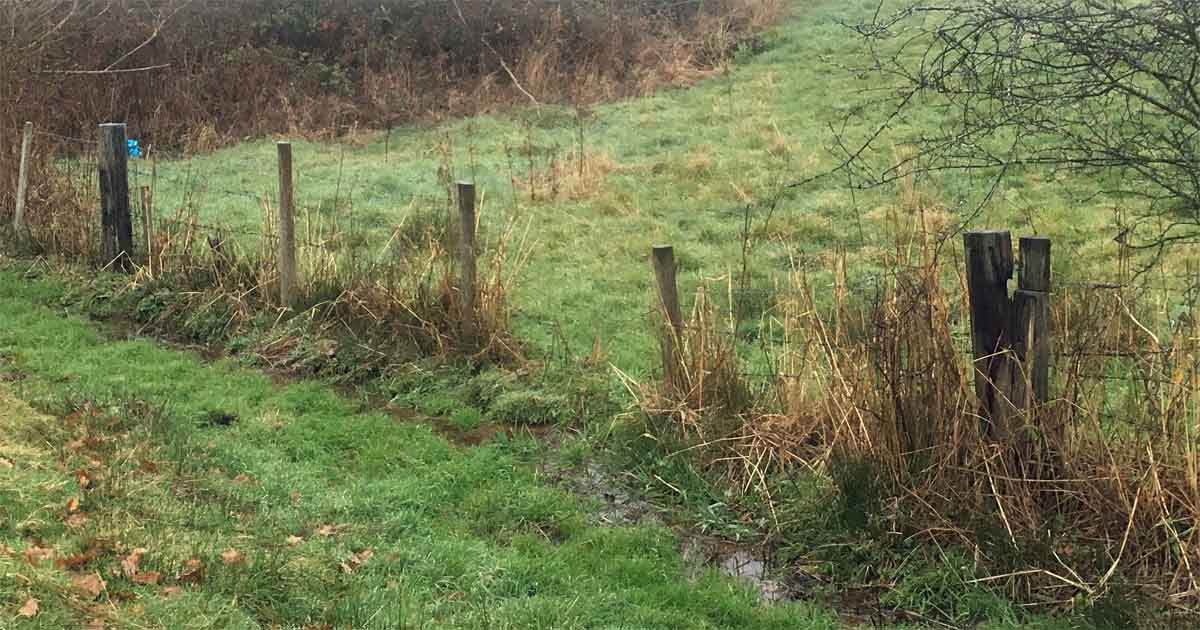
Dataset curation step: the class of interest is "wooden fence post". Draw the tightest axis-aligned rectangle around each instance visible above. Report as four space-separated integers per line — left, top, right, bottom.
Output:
98 123 133 271
276 142 296 307
457 181 478 336
13 121 33 232
964 230 1017 435
652 245 685 394
964 231 1055 436
140 186 154 275
652 246 684 336
1013 237 1052 405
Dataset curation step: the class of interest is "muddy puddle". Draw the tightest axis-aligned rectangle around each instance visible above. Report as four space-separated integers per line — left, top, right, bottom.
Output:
545 460 817 604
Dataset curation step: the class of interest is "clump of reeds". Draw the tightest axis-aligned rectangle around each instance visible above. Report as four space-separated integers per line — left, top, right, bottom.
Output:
640 192 1200 608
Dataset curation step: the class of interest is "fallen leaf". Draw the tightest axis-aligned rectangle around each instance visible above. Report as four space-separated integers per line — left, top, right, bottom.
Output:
339 548 374 574
178 558 204 584
231 473 252 484
57 548 98 570
315 523 348 537
219 548 244 566
24 546 54 565
160 586 182 598
131 571 161 585
17 598 39 617
75 468 92 489
121 548 147 578
139 459 158 473
286 535 303 546
66 497 80 513
73 572 106 598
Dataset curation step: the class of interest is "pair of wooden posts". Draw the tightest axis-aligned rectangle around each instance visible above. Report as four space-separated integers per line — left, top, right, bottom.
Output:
650 232 1052 431
964 231 1053 434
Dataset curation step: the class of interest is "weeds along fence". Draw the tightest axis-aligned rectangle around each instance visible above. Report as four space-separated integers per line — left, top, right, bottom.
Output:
1 121 527 364
641 220 1200 606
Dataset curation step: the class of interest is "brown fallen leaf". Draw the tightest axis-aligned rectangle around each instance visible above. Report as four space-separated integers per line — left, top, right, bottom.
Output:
57 548 98 570
339 548 374 574
121 548 148 578
231 473 253 484
73 572 106 598
315 523 348 537
219 548 244 566
66 497 80 513
139 459 159 473
24 546 54 565
130 571 161 585
160 586 182 598
178 558 204 584
17 598 39 618
286 535 303 546
75 468 92 489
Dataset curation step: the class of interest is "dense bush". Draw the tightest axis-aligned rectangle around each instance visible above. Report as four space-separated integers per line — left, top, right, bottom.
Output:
0 0 779 151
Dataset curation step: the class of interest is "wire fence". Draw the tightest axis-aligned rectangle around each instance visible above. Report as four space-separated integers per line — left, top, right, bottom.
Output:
6 121 1198 396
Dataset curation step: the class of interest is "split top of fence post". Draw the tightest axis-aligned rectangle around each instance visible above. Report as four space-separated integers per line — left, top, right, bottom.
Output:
651 245 684 336
98 123 133 271
1018 236 1051 292
276 141 296 308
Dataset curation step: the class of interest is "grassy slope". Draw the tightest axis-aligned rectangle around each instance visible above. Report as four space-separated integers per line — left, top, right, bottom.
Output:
142 0 1130 376
0 268 840 628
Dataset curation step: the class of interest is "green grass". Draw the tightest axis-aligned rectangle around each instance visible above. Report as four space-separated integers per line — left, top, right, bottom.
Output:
135 0 1142 377
24 1 1194 627
0 269 841 628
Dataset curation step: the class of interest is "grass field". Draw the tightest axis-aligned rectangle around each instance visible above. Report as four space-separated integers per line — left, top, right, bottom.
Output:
11 0 1196 627
0 268 854 628
134 0 1142 376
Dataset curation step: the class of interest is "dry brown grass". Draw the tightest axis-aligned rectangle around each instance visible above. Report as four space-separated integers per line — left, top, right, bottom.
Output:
637 192 1200 607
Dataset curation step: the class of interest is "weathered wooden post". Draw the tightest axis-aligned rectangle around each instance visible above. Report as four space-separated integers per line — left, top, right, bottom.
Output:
13 122 33 232
1013 237 1052 405
276 141 297 307
457 181 478 336
140 186 154 275
964 231 1054 436
98 123 133 271
964 230 1017 435
652 245 685 394
652 246 684 335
